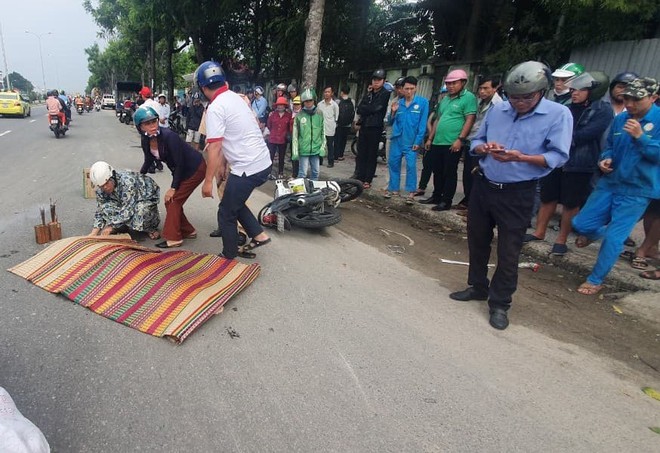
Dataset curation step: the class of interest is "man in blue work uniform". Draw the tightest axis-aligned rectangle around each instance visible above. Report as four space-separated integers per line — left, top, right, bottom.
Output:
385 76 429 204
572 77 660 295
449 61 572 330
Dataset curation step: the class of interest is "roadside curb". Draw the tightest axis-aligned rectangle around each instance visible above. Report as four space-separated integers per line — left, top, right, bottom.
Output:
357 187 660 293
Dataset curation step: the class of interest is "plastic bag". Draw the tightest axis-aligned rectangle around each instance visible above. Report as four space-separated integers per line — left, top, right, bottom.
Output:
0 387 50 453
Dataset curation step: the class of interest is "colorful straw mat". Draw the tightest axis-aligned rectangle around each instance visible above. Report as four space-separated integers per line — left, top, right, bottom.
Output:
8 235 260 343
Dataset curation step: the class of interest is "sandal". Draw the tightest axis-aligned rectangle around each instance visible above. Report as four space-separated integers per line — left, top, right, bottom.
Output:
363 182 371 189
184 231 197 239
575 235 593 248
577 282 603 295
148 231 161 240
412 189 425 197
405 197 415 205
619 250 634 261
631 256 648 269
639 269 660 280
523 233 543 243
237 237 271 259
383 191 393 199
155 240 183 249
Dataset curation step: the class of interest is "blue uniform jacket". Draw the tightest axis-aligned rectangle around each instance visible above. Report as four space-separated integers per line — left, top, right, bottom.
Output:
390 95 429 148
598 104 660 199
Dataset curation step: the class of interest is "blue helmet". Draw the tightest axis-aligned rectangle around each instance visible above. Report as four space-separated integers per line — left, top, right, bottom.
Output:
195 61 226 89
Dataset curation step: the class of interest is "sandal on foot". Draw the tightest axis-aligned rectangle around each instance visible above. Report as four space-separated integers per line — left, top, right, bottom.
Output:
639 269 660 280
363 182 371 189
550 243 568 256
184 231 197 239
383 191 393 199
155 240 183 249
619 250 634 260
522 233 543 243
631 256 648 269
148 231 161 240
412 189 425 197
236 250 257 259
405 197 415 205
245 237 271 251
575 235 593 248
577 282 602 295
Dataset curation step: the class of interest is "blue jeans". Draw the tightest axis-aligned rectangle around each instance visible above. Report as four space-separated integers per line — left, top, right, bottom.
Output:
572 188 650 285
387 139 417 193
298 155 320 180
218 167 270 259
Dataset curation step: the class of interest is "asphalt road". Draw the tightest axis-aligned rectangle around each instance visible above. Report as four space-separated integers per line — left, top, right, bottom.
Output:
1 109 659 452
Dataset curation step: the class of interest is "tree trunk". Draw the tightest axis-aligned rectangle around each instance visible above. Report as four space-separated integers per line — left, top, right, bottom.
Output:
301 0 325 89
463 0 483 60
166 35 174 102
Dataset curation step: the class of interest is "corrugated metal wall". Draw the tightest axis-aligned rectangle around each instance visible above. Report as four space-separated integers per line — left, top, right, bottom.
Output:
570 39 660 80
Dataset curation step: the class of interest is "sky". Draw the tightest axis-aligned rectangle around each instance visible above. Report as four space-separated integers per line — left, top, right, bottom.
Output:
0 0 105 94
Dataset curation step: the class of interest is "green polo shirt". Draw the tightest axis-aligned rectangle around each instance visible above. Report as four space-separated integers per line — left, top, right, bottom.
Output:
432 89 478 145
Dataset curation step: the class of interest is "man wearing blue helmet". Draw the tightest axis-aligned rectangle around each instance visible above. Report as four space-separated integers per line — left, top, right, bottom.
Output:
195 61 272 260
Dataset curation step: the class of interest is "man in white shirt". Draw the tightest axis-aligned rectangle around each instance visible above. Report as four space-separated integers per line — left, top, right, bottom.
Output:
316 86 339 167
156 93 170 128
195 61 272 259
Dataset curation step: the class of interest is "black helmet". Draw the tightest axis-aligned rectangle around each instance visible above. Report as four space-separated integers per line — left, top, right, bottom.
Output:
394 77 405 87
372 69 386 80
610 71 639 90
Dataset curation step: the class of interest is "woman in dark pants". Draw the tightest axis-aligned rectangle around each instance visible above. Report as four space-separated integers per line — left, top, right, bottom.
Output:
136 106 207 248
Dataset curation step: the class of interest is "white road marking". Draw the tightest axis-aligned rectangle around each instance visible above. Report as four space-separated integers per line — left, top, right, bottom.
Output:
0 130 11 137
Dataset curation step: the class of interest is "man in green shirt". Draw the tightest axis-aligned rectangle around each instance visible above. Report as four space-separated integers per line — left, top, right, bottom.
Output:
422 69 477 211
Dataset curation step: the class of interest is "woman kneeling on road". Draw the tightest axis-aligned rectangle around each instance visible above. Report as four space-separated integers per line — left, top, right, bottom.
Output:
88 161 161 238
136 107 207 248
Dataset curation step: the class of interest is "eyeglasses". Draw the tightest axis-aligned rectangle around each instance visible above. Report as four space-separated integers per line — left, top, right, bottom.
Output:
508 92 539 102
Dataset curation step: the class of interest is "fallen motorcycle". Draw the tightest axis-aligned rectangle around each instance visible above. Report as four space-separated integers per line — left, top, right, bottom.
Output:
258 178 363 231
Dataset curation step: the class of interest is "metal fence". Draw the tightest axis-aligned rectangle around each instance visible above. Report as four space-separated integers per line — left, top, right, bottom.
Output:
570 38 660 81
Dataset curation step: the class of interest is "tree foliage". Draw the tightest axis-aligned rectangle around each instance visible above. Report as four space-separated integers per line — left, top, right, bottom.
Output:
82 0 660 92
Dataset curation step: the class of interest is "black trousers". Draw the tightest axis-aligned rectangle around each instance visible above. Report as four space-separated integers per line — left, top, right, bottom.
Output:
326 135 335 165
418 149 432 190
268 142 286 175
467 175 536 311
218 167 270 259
427 144 461 204
461 147 478 204
334 126 350 159
356 127 383 183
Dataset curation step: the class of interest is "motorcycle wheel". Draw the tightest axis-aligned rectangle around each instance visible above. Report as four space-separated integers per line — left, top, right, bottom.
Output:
287 206 342 229
54 130 60 139
333 178 364 203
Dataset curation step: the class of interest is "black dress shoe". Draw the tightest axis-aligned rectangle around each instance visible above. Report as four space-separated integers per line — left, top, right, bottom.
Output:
209 229 222 237
449 287 488 301
419 197 440 205
489 308 509 330
431 201 451 211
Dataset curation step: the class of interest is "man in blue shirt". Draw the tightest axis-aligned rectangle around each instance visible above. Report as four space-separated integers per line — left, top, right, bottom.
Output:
385 76 429 203
449 61 572 330
572 77 660 295
251 86 268 124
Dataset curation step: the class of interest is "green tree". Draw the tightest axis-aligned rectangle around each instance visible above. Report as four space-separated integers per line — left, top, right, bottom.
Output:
8 72 34 94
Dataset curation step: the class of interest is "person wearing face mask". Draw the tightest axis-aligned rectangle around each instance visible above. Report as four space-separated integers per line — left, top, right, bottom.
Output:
289 96 303 178
135 106 207 248
292 88 326 180
548 63 585 106
267 97 293 179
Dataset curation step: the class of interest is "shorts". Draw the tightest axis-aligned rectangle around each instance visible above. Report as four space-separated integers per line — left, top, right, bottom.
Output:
186 129 201 143
539 168 593 209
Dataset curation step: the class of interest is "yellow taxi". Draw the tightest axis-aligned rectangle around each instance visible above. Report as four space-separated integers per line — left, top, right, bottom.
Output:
0 91 32 118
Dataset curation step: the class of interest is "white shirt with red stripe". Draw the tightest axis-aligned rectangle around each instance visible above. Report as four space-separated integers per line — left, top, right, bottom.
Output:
205 86 271 177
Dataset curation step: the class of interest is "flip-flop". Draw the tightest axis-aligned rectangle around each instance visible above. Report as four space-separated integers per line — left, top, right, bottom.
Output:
523 233 543 243
639 269 660 280
577 282 602 295
550 243 568 256
155 240 183 249
631 256 648 269
619 250 634 260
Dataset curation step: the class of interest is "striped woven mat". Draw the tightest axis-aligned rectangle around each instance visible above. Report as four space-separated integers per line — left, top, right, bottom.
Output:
8 235 260 343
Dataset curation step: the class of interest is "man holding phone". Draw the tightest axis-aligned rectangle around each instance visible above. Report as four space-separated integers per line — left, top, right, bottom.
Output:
448 61 572 330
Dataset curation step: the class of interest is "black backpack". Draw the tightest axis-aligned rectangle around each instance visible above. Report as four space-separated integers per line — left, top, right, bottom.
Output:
337 98 355 127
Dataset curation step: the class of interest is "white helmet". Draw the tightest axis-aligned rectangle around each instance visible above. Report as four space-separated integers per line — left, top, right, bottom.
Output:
90 161 114 187
158 93 167 99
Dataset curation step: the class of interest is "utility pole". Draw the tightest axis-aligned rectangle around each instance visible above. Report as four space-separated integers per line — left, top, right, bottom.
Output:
0 21 11 90
25 30 52 93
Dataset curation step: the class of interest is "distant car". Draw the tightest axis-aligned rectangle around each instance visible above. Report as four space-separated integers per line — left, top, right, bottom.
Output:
102 94 116 109
0 91 31 118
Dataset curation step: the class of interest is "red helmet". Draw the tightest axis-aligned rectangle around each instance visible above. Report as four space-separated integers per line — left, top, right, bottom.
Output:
139 86 152 97
275 96 288 106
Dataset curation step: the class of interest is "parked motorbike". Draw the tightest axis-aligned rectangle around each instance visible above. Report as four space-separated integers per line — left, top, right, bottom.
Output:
49 115 67 139
168 111 186 136
259 178 363 231
351 129 387 162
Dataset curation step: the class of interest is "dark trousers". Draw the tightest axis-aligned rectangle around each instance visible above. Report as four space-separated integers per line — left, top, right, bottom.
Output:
289 142 299 178
326 135 335 165
429 144 461 204
418 149 433 190
356 127 383 183
335 126 350 159
218 167 270 259
268 142 286 175
461 147 477 204
467 175 536 311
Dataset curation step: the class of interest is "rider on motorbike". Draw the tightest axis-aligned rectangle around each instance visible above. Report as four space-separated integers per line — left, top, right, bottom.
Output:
46 90 66 128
